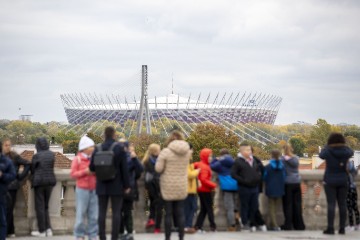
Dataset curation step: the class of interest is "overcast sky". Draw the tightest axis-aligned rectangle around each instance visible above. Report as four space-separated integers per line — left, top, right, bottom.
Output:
0 0 359 125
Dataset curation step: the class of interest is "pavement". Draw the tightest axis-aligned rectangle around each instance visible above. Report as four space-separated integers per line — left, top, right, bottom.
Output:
14 231 360 240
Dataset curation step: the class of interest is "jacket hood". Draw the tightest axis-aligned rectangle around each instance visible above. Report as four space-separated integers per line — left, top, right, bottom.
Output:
200 148 212 164
270 159 284 170
36 137 50 151
327 145 353 158
168 140 190 156
219 154 235 168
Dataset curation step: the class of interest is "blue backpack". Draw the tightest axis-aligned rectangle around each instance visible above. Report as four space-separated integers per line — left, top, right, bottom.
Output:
219 175 238 191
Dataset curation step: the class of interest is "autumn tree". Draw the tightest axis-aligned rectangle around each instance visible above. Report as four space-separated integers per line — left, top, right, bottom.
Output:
289 135 306 157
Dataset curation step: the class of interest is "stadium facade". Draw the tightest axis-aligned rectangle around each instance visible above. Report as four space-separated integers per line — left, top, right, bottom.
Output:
61 66 282 144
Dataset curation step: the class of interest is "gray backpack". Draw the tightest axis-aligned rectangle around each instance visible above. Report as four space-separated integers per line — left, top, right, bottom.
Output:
93 142 118 181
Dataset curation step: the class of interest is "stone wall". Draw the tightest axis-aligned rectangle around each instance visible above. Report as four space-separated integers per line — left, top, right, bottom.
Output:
13 169 360 235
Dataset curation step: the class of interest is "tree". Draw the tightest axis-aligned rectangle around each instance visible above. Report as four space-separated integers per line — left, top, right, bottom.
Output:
310 119 332 146
289 136 306 157
346 136 359 150
86 132 103 144
187 123 240 161
128 134 165 160
62 140 79 154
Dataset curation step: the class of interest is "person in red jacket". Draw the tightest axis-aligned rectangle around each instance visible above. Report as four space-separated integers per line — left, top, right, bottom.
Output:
70 135 98 240
194 148 217 232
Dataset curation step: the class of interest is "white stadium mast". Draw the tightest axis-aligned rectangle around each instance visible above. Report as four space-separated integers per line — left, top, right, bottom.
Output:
136 65 152 135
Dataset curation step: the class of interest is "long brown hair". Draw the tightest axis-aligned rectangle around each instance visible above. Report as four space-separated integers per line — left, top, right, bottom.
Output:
165 130 185 147
142 143 161 164
283 144 294 157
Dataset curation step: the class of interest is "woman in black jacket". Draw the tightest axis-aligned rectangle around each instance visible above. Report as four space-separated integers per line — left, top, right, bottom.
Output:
320 133 354 235
2 139 30 237
30 138 56 237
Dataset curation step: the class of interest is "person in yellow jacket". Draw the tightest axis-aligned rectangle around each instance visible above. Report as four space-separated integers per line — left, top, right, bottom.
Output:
184 143 200 234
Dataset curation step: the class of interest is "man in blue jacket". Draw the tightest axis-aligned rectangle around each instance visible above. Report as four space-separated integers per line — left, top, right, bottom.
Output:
211 149 238 231
0 141 16 240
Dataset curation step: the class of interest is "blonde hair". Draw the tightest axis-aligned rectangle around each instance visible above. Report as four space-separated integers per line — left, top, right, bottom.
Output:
283 144 294 157
142 143 161 164
165 130 185 147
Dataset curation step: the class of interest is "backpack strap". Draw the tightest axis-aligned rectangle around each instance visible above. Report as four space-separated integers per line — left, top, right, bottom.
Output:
109 142 119 152
96 143 103 152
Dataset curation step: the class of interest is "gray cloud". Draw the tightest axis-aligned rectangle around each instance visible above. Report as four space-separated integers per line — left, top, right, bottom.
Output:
0 0 359 125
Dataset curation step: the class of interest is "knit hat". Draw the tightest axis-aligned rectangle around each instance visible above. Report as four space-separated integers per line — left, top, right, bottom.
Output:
78 135 95 151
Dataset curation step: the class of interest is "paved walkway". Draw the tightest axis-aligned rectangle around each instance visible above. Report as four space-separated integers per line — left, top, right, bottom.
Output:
15 231 360 240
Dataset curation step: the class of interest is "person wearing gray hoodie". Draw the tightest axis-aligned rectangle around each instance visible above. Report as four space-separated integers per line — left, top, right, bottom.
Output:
280 144 305 231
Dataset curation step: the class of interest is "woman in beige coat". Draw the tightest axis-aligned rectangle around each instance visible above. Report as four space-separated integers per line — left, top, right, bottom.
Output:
155 131 191 240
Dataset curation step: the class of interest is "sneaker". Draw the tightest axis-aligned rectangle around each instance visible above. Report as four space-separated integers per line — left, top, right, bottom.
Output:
125 234 134 240
184 228 196 234
31 231 46 237
269 227 281 231
323 228 335 235
46 228 53 236
7 234 16 238
146 219 155 228
227 226 237 232
250 226 257 232
154 228 161 234
345 226 354 232
259 225 267 232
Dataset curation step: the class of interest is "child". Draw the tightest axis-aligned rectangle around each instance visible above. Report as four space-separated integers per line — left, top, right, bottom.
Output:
0 141 16 240
184 143 200 234
210 149 238 231
143 144 163 233
70 135 98 240
263 149 286 231
119 142 144 240
346 160 360 231
194 148 217 232
231 143 262 232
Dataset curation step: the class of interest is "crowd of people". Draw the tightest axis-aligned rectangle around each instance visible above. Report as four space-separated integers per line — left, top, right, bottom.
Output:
0 129 359 240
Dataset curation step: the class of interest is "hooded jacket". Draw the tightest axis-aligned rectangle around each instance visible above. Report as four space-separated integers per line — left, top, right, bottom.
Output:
187 163 199 194
264 160 286 198
210 154 238 191
31 138 56 187
155 140 190 201
0 154 16 200
194 148 217 193
319 144 354 186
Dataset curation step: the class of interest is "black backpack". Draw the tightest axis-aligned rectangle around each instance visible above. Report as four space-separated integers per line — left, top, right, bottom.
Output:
93 142 118 181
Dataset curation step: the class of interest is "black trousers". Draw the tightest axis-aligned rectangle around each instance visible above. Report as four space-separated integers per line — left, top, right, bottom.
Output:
282 183 305 230
195 192 216 230
120 200 133 234
34 186 53 233
98 195 123 240
164 200 184 240
148 191 163 229
6 190 17 235
324 184 348 230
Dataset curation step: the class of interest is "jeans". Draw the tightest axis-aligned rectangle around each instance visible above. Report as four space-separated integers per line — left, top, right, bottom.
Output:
195 192 216 230
34 186 53 233
164 200 185 240
0 196 6 240
282 183 305 230
223 191 237 227
98 195 123 240
238 186 259 227
74 188 98 238
120 200 134 234
6 190 17 235
324 184 348 230
184 194 197 228
268 197 281 228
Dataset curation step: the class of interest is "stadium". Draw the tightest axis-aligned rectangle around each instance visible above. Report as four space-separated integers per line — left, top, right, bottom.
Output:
60 66 282 144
